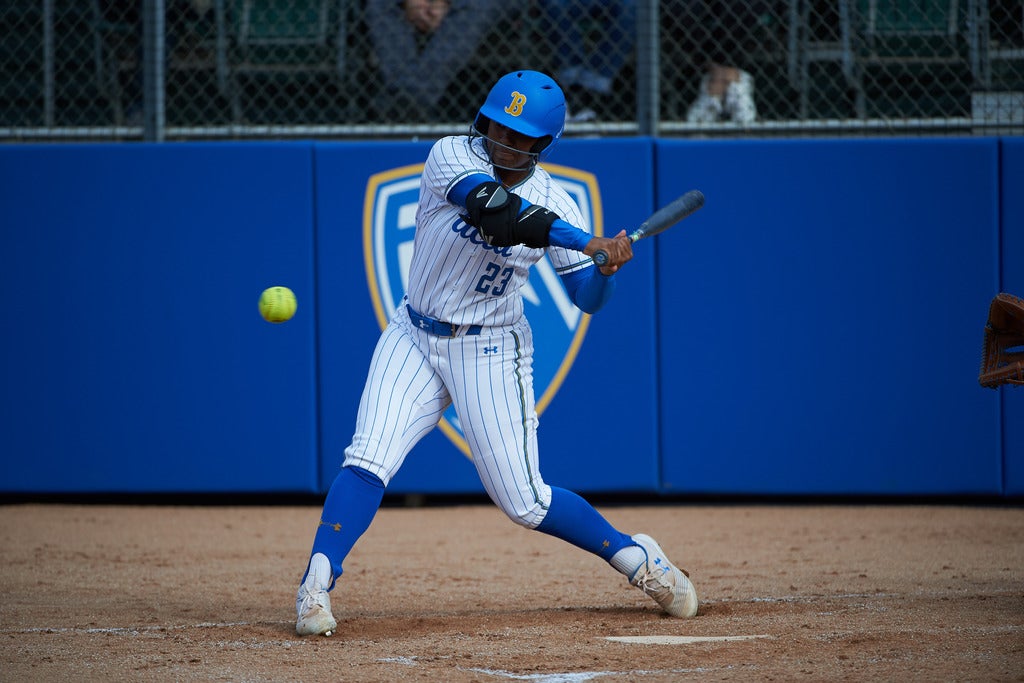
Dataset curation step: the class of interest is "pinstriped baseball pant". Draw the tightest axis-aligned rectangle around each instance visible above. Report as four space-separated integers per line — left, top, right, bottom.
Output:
343 305 552 528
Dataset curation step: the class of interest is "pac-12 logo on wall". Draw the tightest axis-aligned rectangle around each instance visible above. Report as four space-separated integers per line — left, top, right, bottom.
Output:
363 163 603 457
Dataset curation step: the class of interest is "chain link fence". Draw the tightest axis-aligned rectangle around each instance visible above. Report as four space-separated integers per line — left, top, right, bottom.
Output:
2 0 1022 140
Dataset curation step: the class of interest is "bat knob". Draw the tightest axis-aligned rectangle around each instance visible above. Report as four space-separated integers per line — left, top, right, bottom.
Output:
593 250 609 267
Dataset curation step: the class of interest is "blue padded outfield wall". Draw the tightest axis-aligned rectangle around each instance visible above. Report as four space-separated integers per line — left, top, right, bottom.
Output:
0 137 1020 496
0 144 320 493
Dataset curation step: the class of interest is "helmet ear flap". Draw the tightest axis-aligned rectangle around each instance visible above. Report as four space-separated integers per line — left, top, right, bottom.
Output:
474 113 491 136
530 135 552 156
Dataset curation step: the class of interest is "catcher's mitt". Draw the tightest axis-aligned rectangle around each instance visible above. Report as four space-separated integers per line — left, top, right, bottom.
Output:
979 292 1024 388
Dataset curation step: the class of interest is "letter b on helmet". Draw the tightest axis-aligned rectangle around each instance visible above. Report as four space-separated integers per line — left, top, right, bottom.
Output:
504 91 528 117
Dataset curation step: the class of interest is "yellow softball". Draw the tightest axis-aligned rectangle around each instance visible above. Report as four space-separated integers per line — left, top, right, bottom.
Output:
259 286 297 323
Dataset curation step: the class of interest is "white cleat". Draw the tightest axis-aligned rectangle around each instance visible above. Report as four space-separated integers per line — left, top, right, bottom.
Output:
629 534 699 618
295 552 338 636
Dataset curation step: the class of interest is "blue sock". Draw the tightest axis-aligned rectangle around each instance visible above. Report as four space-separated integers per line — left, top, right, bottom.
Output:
304 465 385 589
535 487 634 562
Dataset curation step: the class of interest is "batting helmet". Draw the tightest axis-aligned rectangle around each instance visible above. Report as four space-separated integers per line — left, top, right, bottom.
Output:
472 70 566 164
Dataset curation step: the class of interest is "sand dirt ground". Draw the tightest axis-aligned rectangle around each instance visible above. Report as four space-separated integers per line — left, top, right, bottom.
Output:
1 502 1022 682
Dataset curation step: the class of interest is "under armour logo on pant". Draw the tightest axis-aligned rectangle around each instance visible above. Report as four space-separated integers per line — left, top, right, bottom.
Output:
483 346 499 354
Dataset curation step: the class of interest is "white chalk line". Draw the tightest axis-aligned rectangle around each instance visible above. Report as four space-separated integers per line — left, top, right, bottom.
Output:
464 667 732 682
737 586 1022 605
2 621 293 636
464 670 617 682
374 657 737 681
8 597 1021 642
8 585 1018 637
606 634 769 645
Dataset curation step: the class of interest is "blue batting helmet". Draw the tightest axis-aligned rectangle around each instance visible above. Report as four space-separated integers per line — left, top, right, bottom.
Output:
473 70 566 162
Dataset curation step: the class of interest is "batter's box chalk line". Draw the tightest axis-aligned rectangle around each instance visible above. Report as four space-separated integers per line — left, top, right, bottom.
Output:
465 667 737 681
467 672 616 682
8 621 278 636
605 634 770 645
381 660 613 682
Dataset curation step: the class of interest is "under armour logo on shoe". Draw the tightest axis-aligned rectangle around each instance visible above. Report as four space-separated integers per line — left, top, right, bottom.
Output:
483 346 499 354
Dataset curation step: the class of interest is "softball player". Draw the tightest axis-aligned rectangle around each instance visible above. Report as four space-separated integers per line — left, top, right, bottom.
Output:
296 70 698 637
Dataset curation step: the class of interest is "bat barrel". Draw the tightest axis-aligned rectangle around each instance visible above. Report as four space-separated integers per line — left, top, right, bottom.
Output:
591 189 704 268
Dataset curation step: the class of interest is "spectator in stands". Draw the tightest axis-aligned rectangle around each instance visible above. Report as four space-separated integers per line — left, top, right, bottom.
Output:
540 0 637 122
366 0 517 122
664 0 773 125
685 61 757 125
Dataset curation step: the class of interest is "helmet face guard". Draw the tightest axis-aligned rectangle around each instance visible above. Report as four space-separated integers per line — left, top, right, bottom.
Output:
471 71 566 171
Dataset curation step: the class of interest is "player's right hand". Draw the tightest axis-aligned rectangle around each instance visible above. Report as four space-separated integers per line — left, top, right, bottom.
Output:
585 230 633 275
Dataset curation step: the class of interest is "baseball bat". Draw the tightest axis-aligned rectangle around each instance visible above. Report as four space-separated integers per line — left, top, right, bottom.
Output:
592 189 705 267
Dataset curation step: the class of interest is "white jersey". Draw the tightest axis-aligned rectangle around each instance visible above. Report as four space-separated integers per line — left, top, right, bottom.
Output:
343 134 595 524
406 135 592 328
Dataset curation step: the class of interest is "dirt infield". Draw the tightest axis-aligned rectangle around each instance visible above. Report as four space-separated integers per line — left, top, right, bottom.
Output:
1 502 1022 682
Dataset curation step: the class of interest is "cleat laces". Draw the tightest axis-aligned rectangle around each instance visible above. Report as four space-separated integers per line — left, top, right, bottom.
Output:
633 556 674 601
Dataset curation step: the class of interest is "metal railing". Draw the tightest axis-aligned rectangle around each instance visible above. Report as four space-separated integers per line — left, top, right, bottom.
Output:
1 0 1021 141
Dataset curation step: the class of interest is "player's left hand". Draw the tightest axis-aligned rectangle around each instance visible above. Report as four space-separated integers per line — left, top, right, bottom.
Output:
585 230 633 275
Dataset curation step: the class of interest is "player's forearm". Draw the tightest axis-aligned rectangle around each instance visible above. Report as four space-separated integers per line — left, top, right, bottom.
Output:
547 218 591 251
575 268 616 314
562 266 616 314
